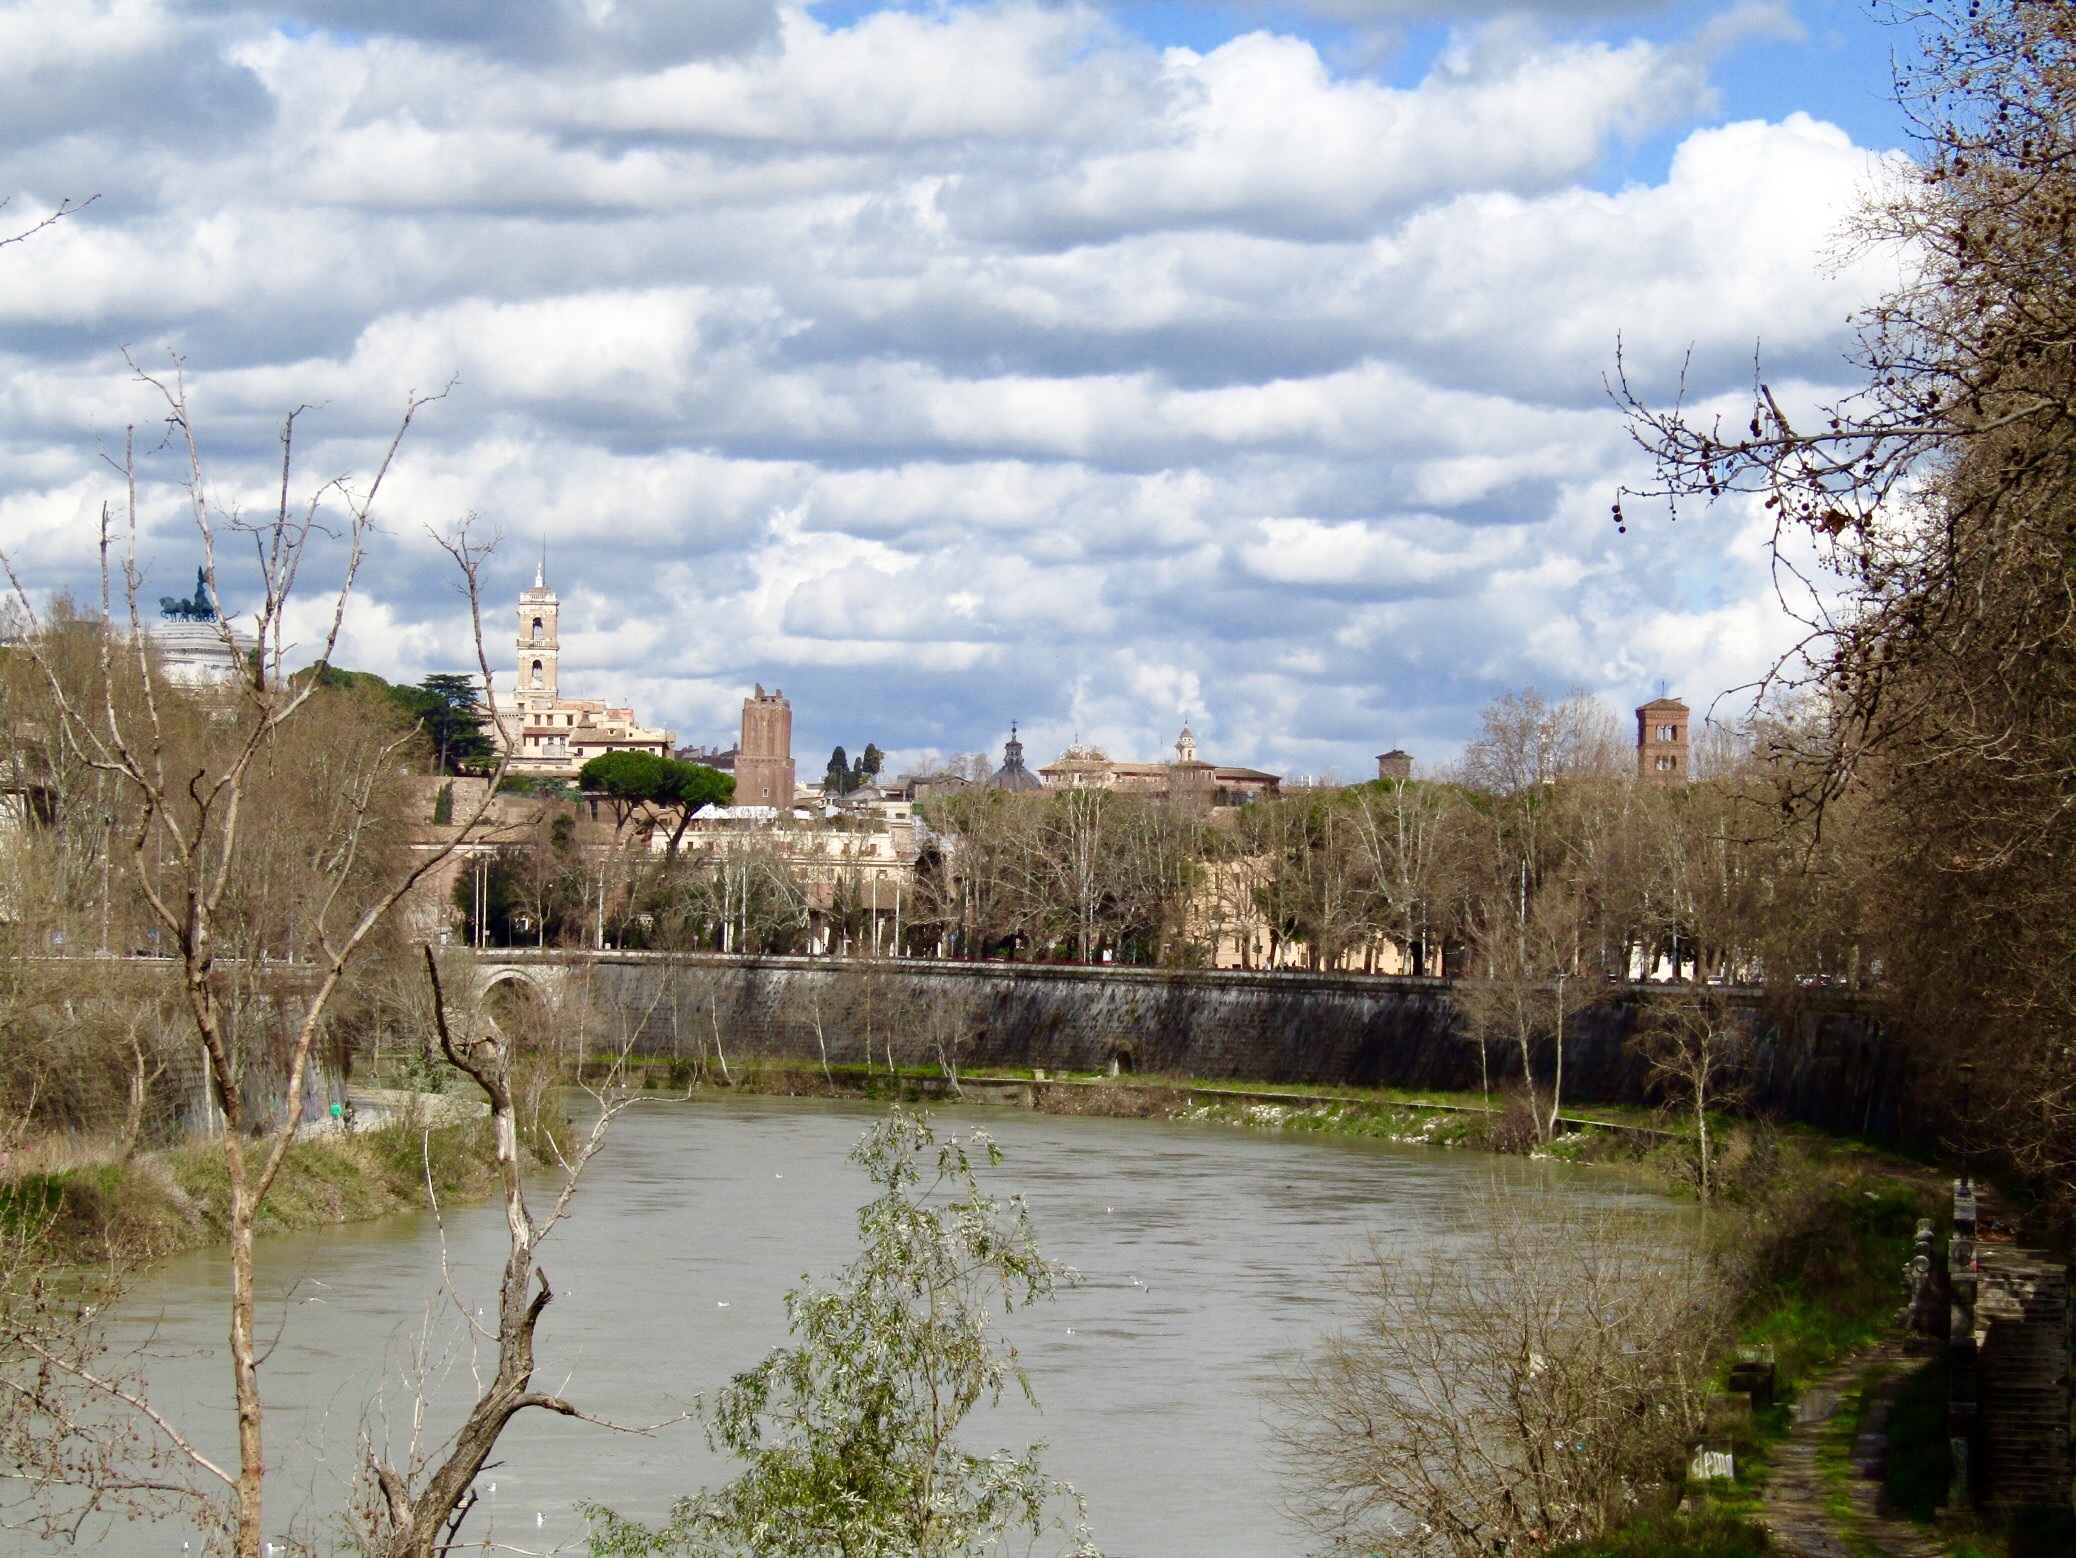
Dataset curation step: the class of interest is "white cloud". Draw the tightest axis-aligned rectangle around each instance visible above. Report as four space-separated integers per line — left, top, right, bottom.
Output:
0 0 1898 772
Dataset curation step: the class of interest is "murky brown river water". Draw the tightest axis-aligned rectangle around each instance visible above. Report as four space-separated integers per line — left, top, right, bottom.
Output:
75 1099 1680 1557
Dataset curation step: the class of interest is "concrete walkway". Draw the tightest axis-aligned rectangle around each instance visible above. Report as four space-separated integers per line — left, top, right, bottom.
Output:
1760 1340 1949 1558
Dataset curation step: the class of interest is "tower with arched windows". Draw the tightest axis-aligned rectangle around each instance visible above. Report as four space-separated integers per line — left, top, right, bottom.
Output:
517 558 559 700
1635 696 1689 783
491 561 673 777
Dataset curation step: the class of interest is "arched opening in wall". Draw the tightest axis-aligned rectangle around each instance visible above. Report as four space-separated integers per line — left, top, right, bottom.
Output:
531 659 545 687
531 616 544 642
483 974 551 1048
1109 1043 1135 1078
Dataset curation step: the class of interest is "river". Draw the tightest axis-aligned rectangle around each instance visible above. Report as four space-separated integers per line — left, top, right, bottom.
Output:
79 1099 1682 1557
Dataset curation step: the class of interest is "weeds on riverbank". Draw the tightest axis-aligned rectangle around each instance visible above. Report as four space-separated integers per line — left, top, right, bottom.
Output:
0 1115 513 1268
1717 1157 1940 1397
1544 1510 1777 1557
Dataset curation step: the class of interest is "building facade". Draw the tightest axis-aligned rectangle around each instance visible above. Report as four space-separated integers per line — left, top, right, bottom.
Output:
1036 727 1280 803
495 563 674 777
734 685 796 805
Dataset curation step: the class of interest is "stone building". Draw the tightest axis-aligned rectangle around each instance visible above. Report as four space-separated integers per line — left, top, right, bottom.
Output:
734 685 796 805
1375 749 1413 782
1635 696 1689 783
495 562 674 778
1037 727 1280 804
149 619 256 686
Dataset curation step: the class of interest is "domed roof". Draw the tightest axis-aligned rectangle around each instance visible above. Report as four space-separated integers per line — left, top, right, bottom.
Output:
986 723 1045 792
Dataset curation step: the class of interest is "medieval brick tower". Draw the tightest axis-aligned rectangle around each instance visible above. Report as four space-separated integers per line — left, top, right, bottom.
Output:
736 685 795 805
1636 696 1689 783
1376 749 1413 782
517 559 558 700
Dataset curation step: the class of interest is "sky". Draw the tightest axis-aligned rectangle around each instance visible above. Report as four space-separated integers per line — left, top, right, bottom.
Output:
0 0 1920 779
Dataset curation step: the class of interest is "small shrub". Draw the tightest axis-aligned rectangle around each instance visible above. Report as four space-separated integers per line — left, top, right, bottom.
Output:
1486 1089 1542 1154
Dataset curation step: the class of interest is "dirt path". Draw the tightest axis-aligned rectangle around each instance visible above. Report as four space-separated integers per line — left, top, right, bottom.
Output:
1760 1340 1949 1558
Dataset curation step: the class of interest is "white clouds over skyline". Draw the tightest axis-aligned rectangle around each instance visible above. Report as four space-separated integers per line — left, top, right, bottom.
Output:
0 0 1898 776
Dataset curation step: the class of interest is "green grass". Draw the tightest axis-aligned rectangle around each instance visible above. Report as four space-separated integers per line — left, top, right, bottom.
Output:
1545 1510 1777 1557
1729 1175 1938 1397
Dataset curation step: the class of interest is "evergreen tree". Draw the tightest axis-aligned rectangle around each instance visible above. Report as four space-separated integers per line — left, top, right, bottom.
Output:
392 673 496 775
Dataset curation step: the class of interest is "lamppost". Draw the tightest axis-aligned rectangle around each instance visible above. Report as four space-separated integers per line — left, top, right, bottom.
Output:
1958 1058 1975 1190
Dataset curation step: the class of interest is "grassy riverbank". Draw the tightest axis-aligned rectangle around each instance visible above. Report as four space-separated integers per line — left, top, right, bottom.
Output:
631 1055 1665 1156
0 1113 505 1269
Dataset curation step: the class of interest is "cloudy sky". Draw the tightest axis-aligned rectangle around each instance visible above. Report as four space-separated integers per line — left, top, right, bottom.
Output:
0 0 1911 778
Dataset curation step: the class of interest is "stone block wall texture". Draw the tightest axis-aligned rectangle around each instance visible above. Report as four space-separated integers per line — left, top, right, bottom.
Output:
1974 1247 2072 1510
486 953 1921 1143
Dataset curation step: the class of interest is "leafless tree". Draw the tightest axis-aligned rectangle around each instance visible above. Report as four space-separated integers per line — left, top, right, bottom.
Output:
349 949 658 1558
0 358 523 1558
1279 1193 1722 1558
1462 687 1624 797
1617 0 2076 1208
1634 992 1754 1203
1038 785 1110 963
1454 876 1595 1140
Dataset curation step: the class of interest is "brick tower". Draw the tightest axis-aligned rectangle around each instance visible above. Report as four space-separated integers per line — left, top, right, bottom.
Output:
735 685 795 806
1636 696 1689 783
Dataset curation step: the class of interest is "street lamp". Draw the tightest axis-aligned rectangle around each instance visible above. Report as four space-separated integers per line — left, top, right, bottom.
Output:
1957 1058 1975 1190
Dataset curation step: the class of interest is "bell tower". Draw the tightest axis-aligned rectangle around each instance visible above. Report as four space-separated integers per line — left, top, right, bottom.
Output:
517 555 558 704
1636 696 1689 783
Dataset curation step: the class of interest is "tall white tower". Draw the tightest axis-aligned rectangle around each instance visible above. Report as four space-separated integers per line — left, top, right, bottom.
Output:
517 556 558 703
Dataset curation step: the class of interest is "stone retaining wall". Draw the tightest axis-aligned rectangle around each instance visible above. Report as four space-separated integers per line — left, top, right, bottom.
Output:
485 952 1919 1144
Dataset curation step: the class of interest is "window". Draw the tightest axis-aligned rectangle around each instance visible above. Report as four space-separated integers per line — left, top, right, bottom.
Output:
531 616 544 642
531 659 544 687
1657 723 1677 742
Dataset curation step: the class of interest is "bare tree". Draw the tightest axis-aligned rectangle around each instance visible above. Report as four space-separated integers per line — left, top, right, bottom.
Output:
1279 1194 1722 1558
0 359 522 1558
1038 785 1110 963
1633 992 1753 1203
1462 687 1624 796
350 949 654 1558
0 194 96 253
1345 776 1459 977
1617 1 2076 1209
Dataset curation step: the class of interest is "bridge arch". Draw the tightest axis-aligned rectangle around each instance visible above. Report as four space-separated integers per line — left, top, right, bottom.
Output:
473 962 567 1035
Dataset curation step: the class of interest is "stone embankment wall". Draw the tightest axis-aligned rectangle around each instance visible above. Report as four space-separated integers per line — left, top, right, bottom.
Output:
487 952 1917 1142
